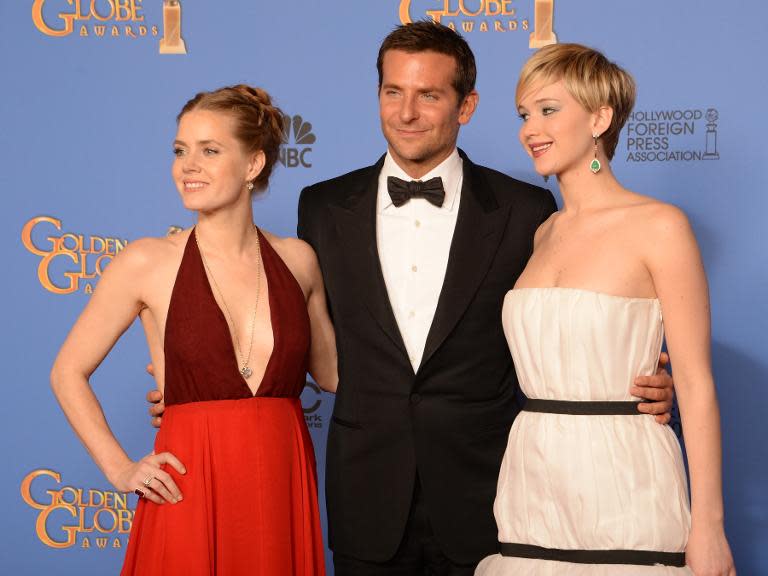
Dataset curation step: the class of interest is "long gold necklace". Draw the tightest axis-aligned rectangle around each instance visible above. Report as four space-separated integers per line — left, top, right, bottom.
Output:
194 227 262 379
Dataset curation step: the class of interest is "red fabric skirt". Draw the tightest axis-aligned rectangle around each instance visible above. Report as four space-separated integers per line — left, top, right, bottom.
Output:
121 397 325 575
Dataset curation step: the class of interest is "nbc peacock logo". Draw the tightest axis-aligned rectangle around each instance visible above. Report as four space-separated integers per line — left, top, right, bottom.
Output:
279 115 316 169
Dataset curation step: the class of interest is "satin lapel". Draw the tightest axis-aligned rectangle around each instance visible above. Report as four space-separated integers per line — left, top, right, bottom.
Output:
419 156 512 370
329 159 409 358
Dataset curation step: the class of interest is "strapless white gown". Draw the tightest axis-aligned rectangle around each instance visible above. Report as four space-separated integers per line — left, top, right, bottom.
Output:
476 288 692 575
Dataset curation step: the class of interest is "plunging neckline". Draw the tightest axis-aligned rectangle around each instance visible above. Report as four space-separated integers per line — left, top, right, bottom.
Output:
193 226 277 397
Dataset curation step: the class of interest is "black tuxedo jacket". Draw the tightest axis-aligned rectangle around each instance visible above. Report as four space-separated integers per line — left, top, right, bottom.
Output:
298 150 556 564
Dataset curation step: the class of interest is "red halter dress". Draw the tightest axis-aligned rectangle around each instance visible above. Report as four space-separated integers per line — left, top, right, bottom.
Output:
121 229 325 575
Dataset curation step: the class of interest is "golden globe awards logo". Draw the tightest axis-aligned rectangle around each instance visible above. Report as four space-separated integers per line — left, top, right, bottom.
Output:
31 0 188 54
398 0 557 42
20 469 134 550
21 216 128 295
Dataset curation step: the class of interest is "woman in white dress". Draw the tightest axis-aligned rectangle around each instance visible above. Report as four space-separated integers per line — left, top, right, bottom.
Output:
476 44 735 575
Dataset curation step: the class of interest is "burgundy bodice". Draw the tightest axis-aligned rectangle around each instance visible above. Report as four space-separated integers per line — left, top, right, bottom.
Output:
163 229 310 405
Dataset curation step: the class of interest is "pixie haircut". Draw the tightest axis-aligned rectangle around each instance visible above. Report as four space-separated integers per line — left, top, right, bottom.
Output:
377 21 477 102
516 43 636 160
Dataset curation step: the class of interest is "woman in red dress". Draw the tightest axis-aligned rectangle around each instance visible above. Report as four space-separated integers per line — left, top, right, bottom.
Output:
51 85 336 575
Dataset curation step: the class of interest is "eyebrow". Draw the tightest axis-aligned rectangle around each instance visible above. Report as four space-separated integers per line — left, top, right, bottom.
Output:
381 82 447 94
517 97 561 110
173 139 225 147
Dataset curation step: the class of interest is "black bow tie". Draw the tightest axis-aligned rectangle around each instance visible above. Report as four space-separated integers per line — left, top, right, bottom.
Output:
387 176 445 208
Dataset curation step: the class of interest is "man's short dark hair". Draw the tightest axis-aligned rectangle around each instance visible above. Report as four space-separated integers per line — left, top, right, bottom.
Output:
376 21 477 101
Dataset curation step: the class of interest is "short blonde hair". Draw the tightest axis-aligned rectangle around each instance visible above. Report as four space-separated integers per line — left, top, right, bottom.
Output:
516 43 636 160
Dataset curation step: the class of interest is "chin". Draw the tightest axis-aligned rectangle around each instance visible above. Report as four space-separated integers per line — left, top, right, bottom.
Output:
180 197 212 212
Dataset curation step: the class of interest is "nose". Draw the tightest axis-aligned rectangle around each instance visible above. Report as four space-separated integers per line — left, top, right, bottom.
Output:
398 94 419 123
181 150 201 173
520 115 539 141
519 116 541 148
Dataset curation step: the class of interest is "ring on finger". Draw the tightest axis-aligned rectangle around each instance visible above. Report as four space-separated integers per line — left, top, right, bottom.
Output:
142 475 154 488
134 488 145 498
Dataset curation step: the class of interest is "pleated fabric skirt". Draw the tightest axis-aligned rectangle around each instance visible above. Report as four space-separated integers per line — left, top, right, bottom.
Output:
121 397 325 576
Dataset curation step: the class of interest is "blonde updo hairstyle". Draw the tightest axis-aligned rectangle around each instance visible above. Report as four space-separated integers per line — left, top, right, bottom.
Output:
178 84 284 192
516 43 636 160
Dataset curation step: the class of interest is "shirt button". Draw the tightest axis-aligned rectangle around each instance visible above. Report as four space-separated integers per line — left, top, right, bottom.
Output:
410 393 422 405
415 220 421 228
409 311 415 319
411 265 418 272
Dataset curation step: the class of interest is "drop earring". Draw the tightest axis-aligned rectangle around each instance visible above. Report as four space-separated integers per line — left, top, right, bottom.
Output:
247 181 255 192
590 134 602 174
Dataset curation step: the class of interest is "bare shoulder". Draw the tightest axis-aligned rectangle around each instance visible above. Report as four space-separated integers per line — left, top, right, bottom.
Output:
260 230 320 296
262 229 317 263
114 229 190 272
616 195 699 269
624 195 692 238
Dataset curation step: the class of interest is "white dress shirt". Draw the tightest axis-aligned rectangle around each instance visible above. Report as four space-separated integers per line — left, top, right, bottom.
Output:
377 149 463 371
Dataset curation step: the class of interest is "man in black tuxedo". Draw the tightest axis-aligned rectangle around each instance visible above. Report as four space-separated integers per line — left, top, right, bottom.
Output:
298 22 672 576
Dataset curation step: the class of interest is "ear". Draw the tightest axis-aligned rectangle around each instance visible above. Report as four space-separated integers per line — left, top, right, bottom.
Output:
592 105 613 138
458 90 479 125
245 150 266 183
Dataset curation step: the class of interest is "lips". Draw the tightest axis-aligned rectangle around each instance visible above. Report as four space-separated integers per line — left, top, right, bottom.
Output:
394 127 428 137
530 142 552 157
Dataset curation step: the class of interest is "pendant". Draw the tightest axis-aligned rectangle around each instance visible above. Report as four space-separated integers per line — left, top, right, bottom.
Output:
590 158 602 174
241 366 253 379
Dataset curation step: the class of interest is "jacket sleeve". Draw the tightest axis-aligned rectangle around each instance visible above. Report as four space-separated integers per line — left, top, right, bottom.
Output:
297 185 314 245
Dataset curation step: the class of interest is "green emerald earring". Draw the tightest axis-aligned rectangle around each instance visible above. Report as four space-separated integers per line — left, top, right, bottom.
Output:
590 134 602 174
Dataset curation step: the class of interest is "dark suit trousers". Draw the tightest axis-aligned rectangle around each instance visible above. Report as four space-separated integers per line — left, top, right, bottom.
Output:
332 478 478 576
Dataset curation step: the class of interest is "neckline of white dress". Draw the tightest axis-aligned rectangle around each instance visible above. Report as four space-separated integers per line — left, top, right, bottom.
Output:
509 286 660 304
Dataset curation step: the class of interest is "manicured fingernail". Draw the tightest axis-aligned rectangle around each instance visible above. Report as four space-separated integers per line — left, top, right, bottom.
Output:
177 495 183 501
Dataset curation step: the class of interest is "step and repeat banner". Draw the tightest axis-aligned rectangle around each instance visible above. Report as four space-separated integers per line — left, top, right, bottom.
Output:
1 1 766 574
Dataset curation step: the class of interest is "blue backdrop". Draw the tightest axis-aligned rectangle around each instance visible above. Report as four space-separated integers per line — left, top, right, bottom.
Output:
2 1 766 573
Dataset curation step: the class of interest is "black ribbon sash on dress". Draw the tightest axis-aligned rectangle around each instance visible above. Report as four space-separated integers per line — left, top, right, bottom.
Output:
499 542 686 567
523 399 648 415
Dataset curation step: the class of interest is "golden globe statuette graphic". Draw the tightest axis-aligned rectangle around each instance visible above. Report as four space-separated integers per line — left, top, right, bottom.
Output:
703 108 720 160
530 0 557 48
159 0 186 54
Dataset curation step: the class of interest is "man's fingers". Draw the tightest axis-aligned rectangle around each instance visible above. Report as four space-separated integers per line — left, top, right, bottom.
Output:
633 374 668 389
151 416 163 428
149 402 165 417
637 400 672 415
146 363 155 376
655 413 671 425
657 351 670 368
630 385 665 401
146 389 163 403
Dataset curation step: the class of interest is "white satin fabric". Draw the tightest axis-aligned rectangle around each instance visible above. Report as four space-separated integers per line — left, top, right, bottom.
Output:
476 288 692 575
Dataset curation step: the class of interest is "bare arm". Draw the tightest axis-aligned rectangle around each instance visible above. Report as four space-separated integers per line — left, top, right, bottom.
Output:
302 244 338 393
266 235 337 393
646 206 734 575
50 239 184 503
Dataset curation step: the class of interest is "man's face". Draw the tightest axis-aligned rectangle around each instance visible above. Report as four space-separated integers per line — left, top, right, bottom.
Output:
379 49 478 179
